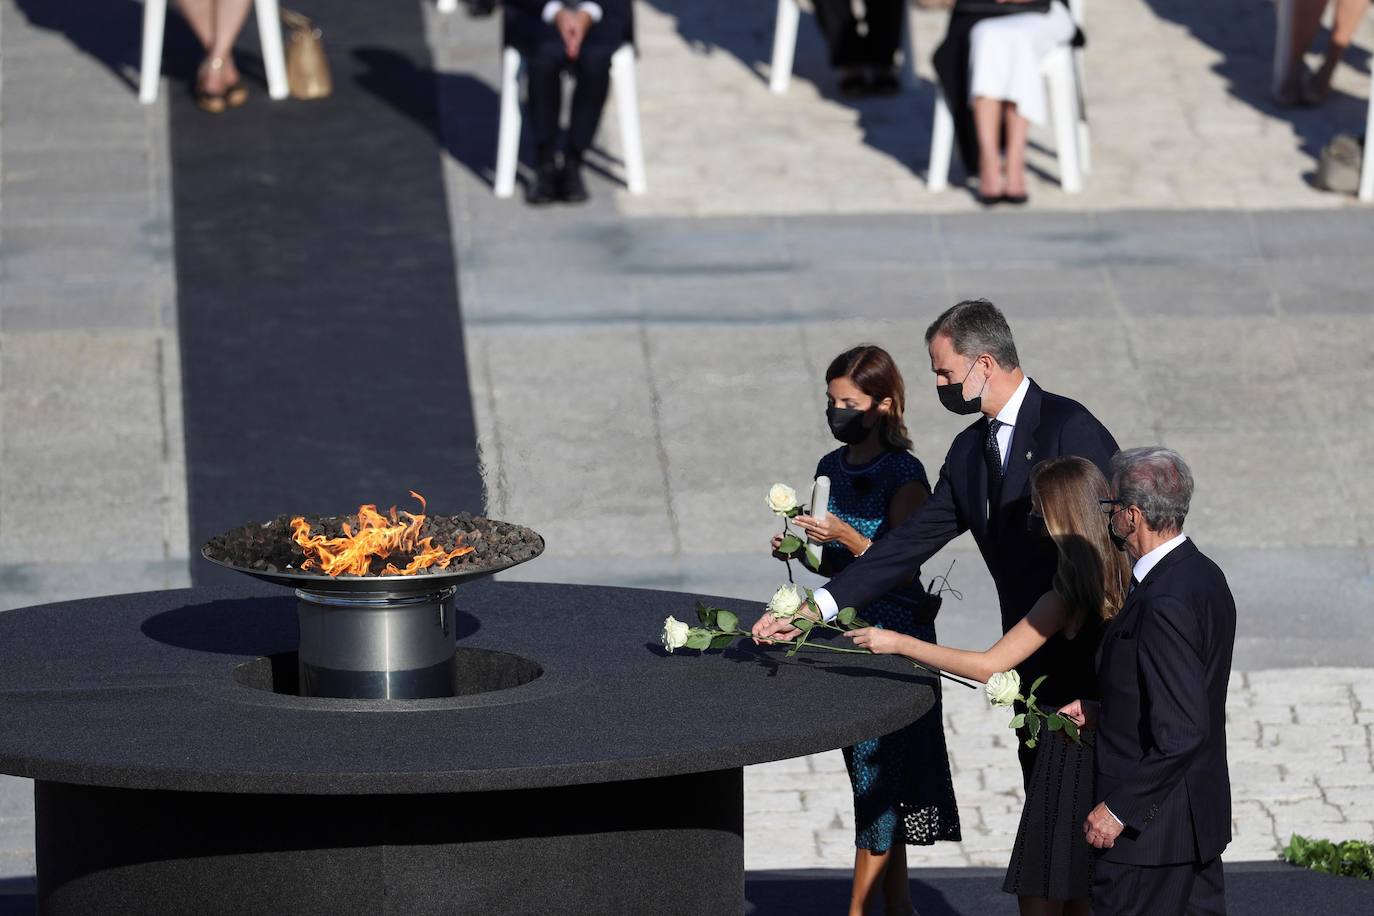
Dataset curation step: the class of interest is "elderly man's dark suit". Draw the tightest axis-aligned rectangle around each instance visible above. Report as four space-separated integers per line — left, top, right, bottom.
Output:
1093 539 1236 915
823 379 1117 783
504 0 633 161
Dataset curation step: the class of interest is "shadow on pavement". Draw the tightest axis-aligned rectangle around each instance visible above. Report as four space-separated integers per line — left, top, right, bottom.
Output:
1141 0 1371 169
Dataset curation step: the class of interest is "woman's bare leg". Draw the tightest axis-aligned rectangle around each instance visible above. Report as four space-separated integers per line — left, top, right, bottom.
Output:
850 848 890 916
1017 895 1064 916
175 0 216 50
1278 0 1330 100
973 95 1004 197
881 842 916 915
1309 0 1373 99
1063 896 1091 916
1003 103 1030 197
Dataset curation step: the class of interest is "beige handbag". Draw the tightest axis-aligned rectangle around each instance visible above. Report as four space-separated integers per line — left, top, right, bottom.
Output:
280 9 333 100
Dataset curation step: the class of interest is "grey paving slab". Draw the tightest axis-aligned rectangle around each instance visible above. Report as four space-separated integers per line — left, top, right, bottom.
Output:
1108 263 1280 315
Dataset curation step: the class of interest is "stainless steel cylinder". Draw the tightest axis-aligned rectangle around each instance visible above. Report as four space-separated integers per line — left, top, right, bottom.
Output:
295 586 457 699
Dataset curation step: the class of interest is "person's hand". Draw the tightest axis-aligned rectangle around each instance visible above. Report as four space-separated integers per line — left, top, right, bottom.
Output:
843 626 903 655
750 598 821 645
1059 699 1099 730
792 514 863 554
555 9 593 60
1083 802 1124 849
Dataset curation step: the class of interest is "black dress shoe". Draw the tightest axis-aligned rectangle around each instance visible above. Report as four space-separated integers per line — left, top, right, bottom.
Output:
1002 192 1028 205
525 163 559 205
559 160 589 204
838 69 871 98
870 68 900 96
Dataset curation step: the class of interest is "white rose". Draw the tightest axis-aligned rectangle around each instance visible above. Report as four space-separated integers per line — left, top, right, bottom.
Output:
765 584 806 620
766 483 799 516
985 670 1021 707
661 616 690 653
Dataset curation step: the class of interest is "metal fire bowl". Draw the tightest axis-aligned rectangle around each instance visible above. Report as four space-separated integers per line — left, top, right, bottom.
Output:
200 533 544 601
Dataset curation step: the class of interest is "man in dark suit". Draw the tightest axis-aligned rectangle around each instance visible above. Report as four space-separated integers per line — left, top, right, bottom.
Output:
1078 447 1235 915
504 0 632 204
752 298 1118 784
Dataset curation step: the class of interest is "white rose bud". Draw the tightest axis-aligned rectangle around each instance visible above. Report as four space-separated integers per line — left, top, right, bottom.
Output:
661 616 690 653
985 670 1021 707
766 584 806 620
766 483 799 516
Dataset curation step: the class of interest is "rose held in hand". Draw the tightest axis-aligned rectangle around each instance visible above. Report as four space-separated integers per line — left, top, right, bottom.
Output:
986 670 1021 707
766 584 806 620
767 484 800 517
661 616 690 653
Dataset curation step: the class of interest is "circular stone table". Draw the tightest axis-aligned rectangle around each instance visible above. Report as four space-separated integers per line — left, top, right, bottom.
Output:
0 582 937 915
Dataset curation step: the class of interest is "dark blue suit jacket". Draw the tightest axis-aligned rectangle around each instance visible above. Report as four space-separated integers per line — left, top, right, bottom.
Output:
825 379 1118 690
1095 538 1236 866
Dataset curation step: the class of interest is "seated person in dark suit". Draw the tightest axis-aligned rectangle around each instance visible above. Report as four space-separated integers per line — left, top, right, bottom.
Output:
504 0 632 205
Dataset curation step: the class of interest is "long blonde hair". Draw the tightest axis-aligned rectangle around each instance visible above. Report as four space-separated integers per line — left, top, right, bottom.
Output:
1030 457 1131 625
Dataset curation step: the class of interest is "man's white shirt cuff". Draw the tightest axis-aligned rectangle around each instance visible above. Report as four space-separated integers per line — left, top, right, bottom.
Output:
813 588 840 623
1104 804 1124 827
541 1 562 23
578 1 604 21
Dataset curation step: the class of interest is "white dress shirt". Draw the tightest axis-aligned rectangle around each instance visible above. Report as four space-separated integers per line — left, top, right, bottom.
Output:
1131 532 1188 586
812 376 1032 623
542 1 604 23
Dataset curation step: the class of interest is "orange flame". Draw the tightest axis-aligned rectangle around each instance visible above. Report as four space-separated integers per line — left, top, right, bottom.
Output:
290 491 474 577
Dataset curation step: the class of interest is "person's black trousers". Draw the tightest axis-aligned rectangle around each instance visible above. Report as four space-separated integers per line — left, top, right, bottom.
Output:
525 33 616 159
812 0 902 68
1092 856 1226 916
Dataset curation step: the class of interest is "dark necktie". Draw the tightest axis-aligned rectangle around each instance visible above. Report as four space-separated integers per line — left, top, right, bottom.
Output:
1128 576 1139 596
985 418 1004 507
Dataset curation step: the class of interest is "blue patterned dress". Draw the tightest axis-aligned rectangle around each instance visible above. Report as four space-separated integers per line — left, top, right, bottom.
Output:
816 447 962 851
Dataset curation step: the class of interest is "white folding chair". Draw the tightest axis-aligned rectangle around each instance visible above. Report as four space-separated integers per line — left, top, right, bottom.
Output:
437 0 459 12
139 0 289 104
1361 69 1374 202
493 43 647 198
769 0 920 95
927 0 1090 193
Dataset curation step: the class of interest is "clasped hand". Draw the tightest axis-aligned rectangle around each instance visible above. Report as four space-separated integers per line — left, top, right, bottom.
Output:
791 513 856 549
554 9 593 60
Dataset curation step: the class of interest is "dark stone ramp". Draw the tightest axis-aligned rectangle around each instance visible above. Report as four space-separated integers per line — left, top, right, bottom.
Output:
168 1 481 583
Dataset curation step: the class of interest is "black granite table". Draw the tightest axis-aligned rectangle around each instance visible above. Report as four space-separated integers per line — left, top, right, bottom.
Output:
0 582 937 915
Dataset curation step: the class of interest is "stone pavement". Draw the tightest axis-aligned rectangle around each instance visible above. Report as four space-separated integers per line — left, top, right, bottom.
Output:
1 0 1373 892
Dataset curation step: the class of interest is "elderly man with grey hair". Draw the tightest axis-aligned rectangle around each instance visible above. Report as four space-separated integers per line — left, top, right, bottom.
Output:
1063 447 1236 915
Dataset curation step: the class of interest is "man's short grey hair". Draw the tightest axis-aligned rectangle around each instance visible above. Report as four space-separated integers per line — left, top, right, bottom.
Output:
924 299 1021 370
1110 447 1194 534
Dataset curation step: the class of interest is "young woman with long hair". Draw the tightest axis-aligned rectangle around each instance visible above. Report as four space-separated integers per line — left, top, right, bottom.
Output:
846 456 1130 916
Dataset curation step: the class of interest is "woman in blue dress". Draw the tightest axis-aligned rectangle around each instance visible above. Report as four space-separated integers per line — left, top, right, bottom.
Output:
783 345 961 916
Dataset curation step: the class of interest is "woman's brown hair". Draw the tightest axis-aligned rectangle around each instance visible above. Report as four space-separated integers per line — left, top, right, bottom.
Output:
825 345 913 451
1030 456 1131 625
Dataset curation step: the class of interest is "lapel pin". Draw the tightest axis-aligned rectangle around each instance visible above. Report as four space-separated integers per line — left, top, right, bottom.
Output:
1025 451 1033 461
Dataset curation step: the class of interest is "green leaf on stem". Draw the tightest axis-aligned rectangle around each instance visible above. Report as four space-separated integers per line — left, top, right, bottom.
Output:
777 534 803 556
696 602 715 627
803 545 822 572
1009 713 1026 729
685 631 714 651
1026 738 1038 749
709 633 735 650
794 617 815 633
784 507 803 519
1030 674 1048 696
1063 720 1081 742
716 610 739 633
1028 715 1042 739
837 607 857 627
1047 714 1064 732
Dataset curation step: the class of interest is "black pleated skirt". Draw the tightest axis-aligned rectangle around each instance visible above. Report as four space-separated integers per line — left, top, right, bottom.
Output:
1002 730 1096 901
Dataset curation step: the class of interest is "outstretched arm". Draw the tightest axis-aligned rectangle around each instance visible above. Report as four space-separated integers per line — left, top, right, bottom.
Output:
845 590 1068 683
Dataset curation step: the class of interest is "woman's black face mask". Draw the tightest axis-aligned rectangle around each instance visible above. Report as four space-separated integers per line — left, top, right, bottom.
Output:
826 405 872 444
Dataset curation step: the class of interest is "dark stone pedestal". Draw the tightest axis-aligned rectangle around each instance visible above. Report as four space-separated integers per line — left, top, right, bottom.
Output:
1 582 937 916
37 770 743 915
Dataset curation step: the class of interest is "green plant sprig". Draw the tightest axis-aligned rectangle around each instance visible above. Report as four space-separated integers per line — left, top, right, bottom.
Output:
1007 674 1084 747
1282 834 1374 880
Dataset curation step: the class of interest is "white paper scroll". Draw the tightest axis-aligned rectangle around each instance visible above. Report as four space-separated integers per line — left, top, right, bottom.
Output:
806 476 830 571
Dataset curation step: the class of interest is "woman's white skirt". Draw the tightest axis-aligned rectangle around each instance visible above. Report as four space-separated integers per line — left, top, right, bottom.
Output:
968 3 1075 127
